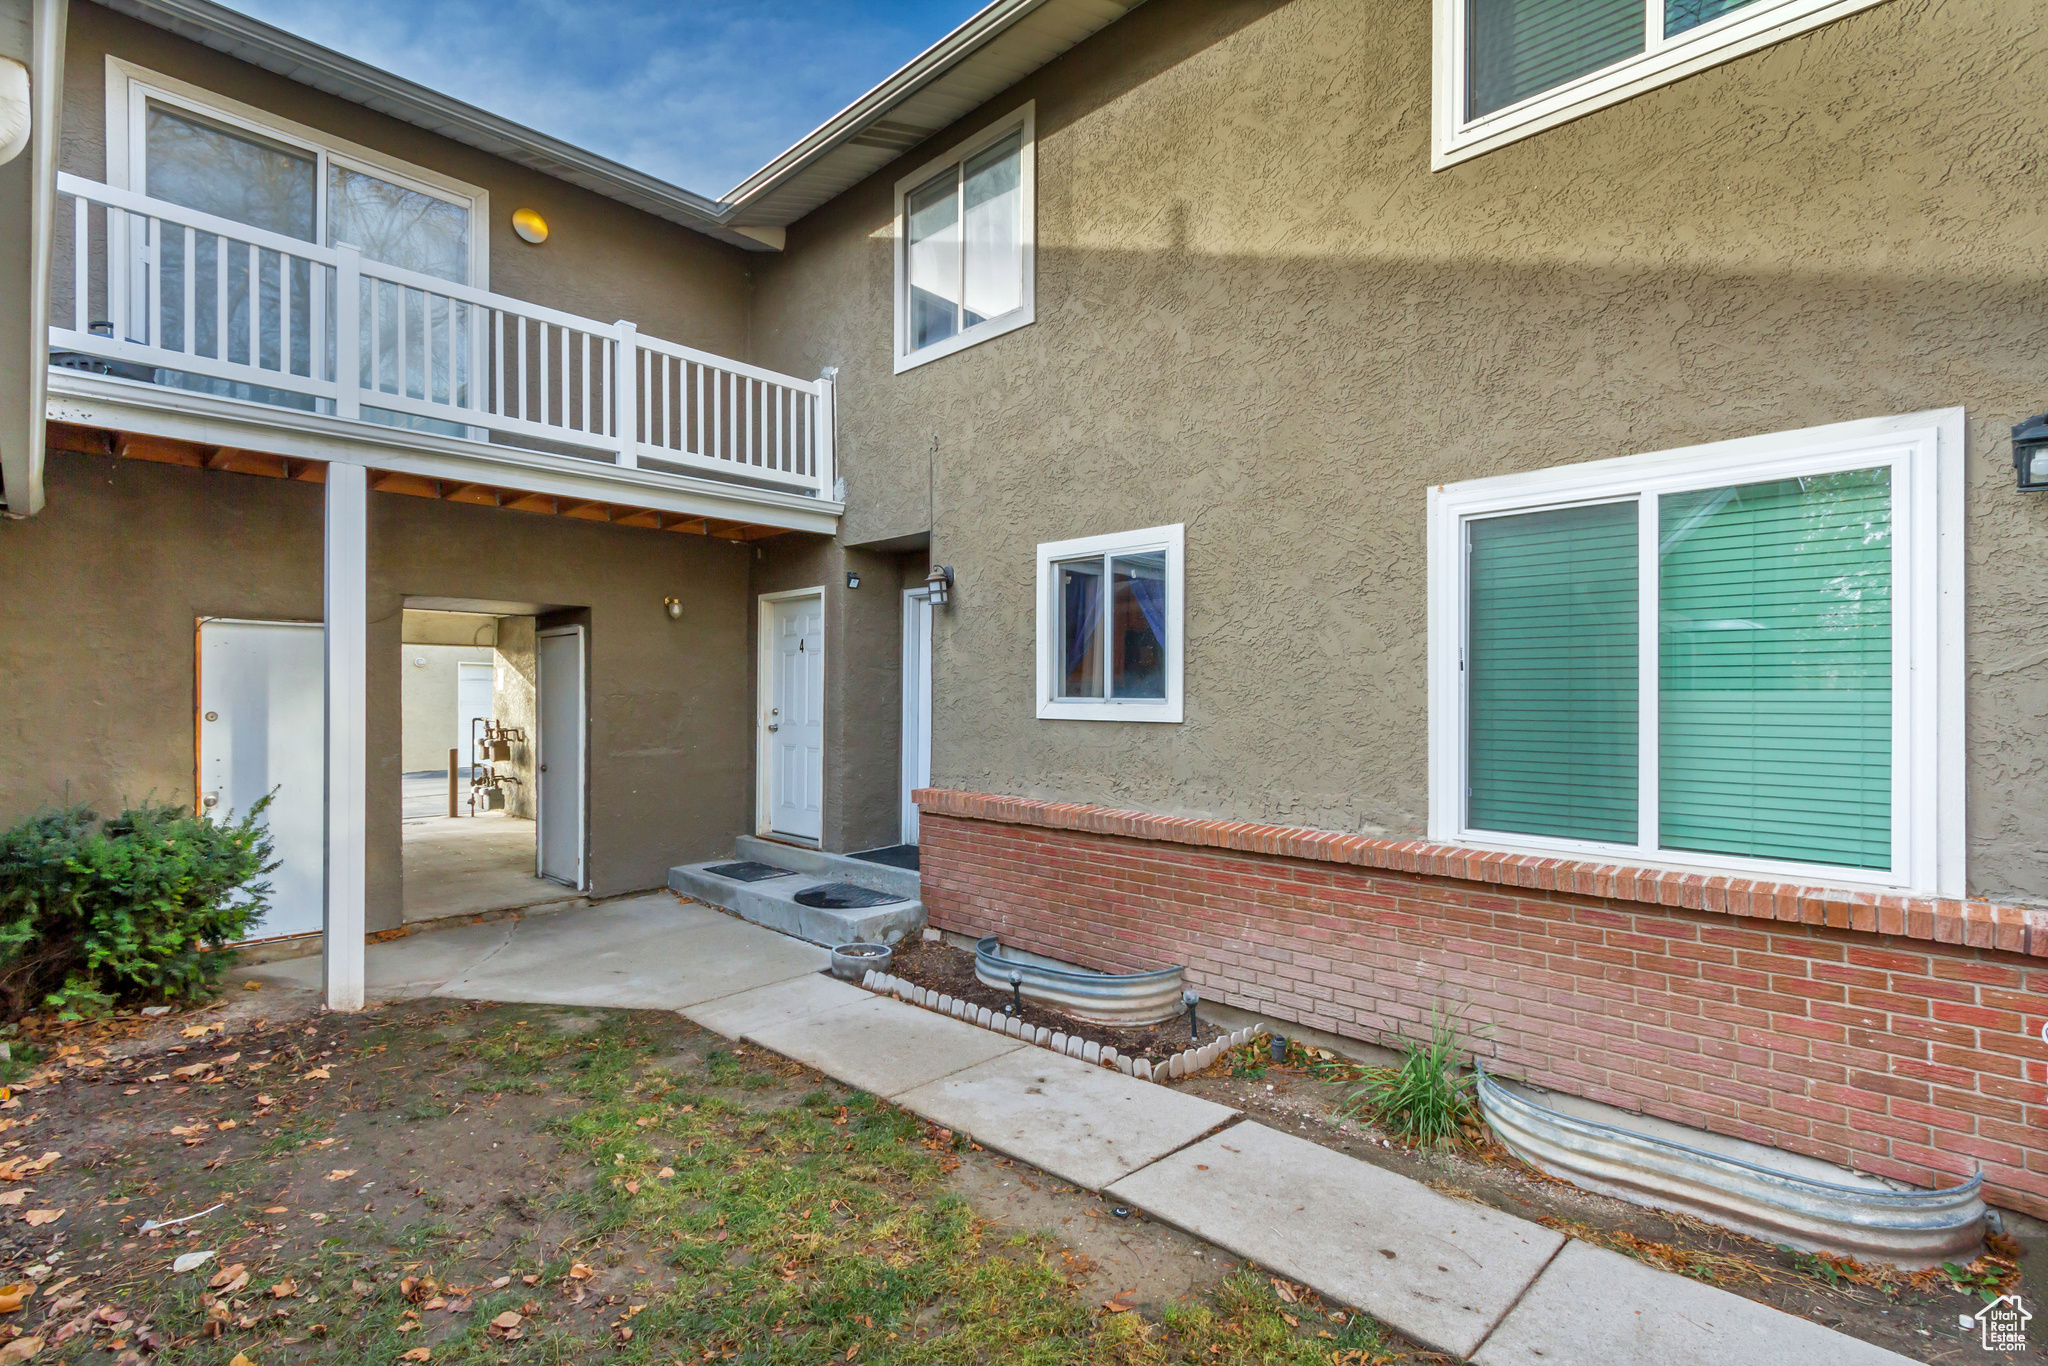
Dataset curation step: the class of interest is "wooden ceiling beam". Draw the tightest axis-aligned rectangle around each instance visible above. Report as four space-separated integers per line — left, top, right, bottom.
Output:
114 433 209 468
369 471 442 499
71 429 790 540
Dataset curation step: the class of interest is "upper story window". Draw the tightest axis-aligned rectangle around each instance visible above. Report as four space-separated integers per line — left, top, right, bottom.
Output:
1433 0 1891 167
893 104 1034 373
1426 410 1964 896
109 58 487 287
105 58 488 428
1037 523 1184 723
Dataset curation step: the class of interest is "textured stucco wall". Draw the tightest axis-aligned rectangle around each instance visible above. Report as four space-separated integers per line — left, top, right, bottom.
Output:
493 617 538 820
398 643 493 771
60 3 754 360
0 453 755 932
751 0 2048 903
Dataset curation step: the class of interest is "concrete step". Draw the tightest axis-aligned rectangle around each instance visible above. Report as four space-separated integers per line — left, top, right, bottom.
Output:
669 843 925 949
735 835 921 901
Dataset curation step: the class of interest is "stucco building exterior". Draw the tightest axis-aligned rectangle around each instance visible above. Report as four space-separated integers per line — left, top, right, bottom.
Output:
4 0 2047 1220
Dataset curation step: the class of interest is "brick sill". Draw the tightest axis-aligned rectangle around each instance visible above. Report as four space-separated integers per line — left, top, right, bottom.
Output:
913 788 2048 959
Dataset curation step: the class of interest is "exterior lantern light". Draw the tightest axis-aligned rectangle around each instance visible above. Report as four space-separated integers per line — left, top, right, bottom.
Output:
2014 413 2048 491
924 564 954 607
662 596 683 621
511 207 549 244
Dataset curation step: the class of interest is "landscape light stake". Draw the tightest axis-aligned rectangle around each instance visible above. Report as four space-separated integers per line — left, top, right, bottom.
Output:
1007 970 1023 1016
1183 987 1200 1041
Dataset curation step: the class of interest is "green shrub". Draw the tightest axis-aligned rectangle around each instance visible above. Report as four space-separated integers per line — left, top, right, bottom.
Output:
0 799 276 1020
1347 1006 1481 1149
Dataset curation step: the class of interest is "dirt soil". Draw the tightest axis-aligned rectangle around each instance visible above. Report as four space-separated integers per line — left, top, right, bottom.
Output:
0 991 1439 1365
880 935 1231 1060
872 937 2043 1365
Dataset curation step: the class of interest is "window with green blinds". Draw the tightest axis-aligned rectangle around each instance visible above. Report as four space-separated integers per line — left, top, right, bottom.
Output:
1658 470 1891 869
1468 0 1646 118
1467 502 1638 844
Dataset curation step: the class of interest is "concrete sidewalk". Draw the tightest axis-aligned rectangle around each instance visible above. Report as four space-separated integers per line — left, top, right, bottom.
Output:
232 892 1913 1365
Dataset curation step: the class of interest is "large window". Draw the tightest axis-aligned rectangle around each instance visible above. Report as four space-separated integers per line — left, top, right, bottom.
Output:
1037 524 1184 723
1433 0 1892 167
107 58 486 427
1428 412 1963 895
894 105 1034 373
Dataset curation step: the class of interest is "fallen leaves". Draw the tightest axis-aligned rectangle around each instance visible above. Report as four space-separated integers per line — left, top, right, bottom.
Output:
400 1351 430 1362
0 1283 33 1313
267 1279 298 1300
1102 1290 1137 1313
20 1209 61 1227
301 1068 330 1081
0 1336 44 1362
488 1310 524 1340
169 1251 215 1274
208 1264 249 1295
323 1169 357 1182
227 1353 257 1366
0 1193 20 1207
0 1152 58 1181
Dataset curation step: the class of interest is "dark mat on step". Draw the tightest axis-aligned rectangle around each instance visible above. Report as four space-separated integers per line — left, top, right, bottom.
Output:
705 861 797 882
848 844 920 871
793 882 906 910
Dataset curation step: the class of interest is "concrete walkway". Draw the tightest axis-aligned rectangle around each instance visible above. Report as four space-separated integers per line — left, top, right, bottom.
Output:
232 892 1913 1365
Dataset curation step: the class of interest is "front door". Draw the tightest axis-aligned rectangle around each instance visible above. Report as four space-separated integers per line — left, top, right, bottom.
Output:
197 619 324 939
901 589 932 843
536 626 585 887
764 593 824 841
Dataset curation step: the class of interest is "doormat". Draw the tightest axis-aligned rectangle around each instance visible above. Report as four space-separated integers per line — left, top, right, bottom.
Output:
849 844 920 871
793 882 905 910
705 861 797 882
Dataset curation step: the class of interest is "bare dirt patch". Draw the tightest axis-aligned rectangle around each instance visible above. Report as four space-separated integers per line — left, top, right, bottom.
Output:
0 996 1443 1364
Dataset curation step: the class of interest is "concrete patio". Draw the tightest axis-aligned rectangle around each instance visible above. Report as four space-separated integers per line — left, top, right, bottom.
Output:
231 893 1913 1366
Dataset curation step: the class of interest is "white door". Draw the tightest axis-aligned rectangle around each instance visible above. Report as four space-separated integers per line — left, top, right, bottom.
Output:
198 620 324 940
455 662 493 770
901 589 933 843
537 627 585 887
764 594 825 841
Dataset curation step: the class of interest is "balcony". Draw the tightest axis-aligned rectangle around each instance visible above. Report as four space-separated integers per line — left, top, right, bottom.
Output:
45 173 838 534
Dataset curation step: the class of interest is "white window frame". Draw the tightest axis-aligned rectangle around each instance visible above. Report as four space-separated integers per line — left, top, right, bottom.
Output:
104 56 489 287
1036 523 1184 724
1432 0 1892 169
1426 409 1964 897
892 102 1035 374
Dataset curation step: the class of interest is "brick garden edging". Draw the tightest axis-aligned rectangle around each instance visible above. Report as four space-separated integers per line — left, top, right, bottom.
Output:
859 967 1266 1082
912 788 2048 1220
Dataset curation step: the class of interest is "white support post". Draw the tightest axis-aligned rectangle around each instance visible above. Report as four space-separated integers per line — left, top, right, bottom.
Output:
815 365 838 500
322 461 368 1012
614 320 638 468
334 243 361 421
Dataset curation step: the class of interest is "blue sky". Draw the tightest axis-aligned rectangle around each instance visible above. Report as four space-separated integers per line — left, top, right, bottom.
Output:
221 0 987 198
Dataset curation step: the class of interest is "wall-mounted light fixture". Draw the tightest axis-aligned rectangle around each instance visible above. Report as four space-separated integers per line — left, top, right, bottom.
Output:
846 571 861 589
662 596 683 621
924 564 954 607
511 207 549 245
2015 413 2048 491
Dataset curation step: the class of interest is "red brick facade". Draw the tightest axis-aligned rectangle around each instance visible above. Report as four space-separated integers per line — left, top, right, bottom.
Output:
915 789 2048 1219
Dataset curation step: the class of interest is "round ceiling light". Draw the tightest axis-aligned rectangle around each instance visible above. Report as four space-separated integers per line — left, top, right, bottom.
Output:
511 208 549 244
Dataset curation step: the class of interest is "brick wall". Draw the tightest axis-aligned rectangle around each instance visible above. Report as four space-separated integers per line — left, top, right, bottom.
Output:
919 798 2048 1219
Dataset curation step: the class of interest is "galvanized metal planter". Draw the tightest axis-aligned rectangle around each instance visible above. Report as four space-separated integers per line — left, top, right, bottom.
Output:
1476 1064 1985 1268
974 937 1185 1026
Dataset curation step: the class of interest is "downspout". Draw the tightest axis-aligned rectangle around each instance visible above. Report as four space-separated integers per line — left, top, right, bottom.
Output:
0 0 66 519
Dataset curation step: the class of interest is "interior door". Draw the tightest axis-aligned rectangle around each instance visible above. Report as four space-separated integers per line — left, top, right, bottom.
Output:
766 594 825 841
901 589 933 843
536 627 585 888
198 619 324 939
455 661 493 771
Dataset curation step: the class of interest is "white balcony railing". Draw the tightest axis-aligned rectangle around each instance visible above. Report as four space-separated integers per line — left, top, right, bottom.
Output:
48 173 835 500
